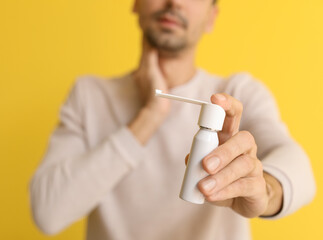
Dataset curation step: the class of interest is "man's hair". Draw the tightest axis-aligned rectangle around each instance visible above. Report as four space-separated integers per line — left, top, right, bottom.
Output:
213 0 217 4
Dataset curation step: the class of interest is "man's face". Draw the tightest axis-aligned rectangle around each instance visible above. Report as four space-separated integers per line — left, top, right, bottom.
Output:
134 0 217 53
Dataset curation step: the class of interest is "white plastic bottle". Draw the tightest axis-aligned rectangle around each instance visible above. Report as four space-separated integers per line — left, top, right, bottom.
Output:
155 90 225 204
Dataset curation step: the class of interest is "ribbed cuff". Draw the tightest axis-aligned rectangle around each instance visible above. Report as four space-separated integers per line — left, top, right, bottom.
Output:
259 163 293 220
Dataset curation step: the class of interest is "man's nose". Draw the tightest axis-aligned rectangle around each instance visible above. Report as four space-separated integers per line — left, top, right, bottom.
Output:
165 0 184 9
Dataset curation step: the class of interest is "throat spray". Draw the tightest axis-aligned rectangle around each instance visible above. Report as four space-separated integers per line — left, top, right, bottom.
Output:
155 90 225 204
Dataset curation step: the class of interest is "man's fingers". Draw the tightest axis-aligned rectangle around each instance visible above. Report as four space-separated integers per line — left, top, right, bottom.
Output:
198 155 262 197
205 176 266 202
147 49 158 69
202 131 257 175
210 93 243 144
211 93 243 118
140 42 159 74
146 50 166 88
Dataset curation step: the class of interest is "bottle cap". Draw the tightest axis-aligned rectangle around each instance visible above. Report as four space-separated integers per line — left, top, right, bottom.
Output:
198 103 225 131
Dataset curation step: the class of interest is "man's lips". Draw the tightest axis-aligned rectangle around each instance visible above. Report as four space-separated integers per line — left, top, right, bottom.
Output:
157 15 182 28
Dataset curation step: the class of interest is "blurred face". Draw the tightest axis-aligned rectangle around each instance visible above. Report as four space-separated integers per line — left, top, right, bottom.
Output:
133 0 217 53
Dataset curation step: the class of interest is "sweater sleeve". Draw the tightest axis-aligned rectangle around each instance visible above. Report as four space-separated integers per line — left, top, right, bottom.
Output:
29 78 146 235
226 73 316 219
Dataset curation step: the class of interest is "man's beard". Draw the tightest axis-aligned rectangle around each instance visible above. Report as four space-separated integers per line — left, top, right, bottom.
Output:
145 28 187 52
144 8 189 52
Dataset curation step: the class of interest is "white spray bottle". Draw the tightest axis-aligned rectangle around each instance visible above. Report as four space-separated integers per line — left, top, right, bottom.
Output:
155 89 226 204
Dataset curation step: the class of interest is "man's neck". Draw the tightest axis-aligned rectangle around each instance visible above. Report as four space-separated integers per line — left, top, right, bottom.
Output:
158 48 197 89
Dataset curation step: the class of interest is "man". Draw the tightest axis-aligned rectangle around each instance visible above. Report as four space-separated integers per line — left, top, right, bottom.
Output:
30 0 316 239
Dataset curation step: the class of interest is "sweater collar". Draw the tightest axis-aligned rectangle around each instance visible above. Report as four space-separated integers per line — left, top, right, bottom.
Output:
168 68 204 95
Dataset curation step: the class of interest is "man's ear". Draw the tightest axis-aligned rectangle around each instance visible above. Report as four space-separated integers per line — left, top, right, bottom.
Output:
132 0 139 13
205 5 219 33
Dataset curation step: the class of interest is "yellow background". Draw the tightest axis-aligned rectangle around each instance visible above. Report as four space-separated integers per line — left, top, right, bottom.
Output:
0 0 322 239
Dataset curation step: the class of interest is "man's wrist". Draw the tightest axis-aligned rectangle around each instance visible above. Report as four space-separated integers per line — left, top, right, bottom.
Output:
128 107 167 145
260 171 284 217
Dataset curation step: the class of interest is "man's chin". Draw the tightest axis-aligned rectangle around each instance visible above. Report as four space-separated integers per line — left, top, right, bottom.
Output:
146 34 186 53
150 41 186 53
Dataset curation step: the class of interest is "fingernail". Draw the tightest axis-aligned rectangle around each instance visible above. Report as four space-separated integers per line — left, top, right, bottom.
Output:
206 157 220 172
214 94 226 101
202 178 216 191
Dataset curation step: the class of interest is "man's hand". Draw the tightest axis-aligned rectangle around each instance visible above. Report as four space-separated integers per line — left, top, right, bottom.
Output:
132 43 170 116
128 43 171 145
186 93 283 218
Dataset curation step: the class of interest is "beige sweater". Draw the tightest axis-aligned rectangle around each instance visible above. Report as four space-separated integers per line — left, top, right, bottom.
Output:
30 69 316 240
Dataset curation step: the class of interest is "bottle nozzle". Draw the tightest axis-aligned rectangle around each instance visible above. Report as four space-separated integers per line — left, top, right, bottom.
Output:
155 89 208 105
155 89 226 131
